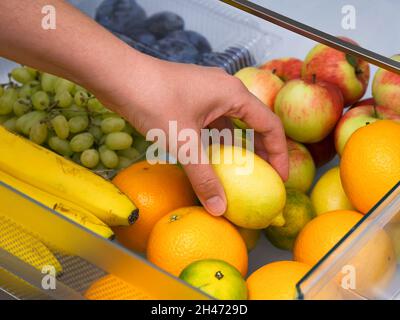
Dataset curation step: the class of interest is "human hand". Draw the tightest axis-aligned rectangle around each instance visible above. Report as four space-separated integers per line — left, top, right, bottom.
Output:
93 53 289 216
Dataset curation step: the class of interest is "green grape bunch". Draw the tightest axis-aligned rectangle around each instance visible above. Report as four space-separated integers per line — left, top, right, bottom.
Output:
0 65 148 177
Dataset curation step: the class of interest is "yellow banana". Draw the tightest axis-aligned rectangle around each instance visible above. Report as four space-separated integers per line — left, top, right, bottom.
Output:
0 170 114 239
0 126 138 226
0 215 63 275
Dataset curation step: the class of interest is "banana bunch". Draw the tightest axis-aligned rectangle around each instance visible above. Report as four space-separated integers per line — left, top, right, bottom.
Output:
0 170 114 239
0 126 139 227
0 215 63 275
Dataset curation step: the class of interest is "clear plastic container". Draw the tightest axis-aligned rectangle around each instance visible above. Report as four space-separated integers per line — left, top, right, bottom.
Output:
297 183 400 300
68 0 280 74
0 181 209 300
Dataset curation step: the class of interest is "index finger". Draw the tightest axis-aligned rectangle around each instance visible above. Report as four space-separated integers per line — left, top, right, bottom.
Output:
230 94 289 180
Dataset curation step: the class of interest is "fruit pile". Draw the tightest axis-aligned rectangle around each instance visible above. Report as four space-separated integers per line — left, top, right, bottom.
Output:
0 66 151 177
95 0 254 72
1 32 400 300
91 38 399 300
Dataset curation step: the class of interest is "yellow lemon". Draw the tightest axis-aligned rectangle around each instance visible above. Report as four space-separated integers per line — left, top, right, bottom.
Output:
311 167 353 215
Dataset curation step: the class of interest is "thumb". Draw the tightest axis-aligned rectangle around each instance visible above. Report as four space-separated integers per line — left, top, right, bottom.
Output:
183 162 227 216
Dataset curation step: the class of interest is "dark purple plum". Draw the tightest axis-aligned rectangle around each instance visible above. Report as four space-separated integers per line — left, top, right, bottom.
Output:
153 38 199 64
95 0 146 34
166 30 211 54
145 12 184 39
128 28 157 46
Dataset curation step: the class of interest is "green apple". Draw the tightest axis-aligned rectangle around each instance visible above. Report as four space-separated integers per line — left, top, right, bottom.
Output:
233 67 284 129
274 79 344 143
284 139 316 193
334 105 400 155
372 54 400 114
302 37 370 106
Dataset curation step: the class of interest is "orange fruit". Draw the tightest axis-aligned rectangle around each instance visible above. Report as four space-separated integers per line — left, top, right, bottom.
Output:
84 275 151 300
340 120 400 214
294 210 396 297
112 161 197 252
147 206 248 277
246 261 311 300
293 210 362 265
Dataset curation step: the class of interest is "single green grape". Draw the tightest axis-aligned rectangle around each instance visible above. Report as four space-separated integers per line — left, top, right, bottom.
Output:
74 90 89 107
117 147 141 160
117 156 133 170
68 115 89 133
48 136 73 157
87 98 108 114
25 67 38 78
40 73 58 93
90 115 104 127
11 67 35 84
29 122 48 145
71 84 87 95
16 111 47 135
105 132 133 150
80 149 100 168
32 91 50 110
88 125 103 142
70 132 94 152
61 104 87 119
101 112 119 119
54 78 75 94
18 80 40 99
3 117 17 132
0 88 19 115
50 115 70 139
55 90 73 108
13 98 31 117
99 146 119 169
100 117 126 134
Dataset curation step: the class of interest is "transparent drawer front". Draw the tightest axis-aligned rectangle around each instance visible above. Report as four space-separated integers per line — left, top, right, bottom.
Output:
0 182 208 300
297 183 400 300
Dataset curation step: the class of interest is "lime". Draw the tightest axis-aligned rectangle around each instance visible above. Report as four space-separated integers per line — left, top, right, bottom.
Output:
179 259 247 300
265 189 315 250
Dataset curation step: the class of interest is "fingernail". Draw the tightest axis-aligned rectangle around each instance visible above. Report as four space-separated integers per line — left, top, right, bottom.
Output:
205 196 226 216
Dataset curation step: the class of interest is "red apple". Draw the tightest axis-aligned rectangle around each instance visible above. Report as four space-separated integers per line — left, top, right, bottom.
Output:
350 97 375 109
372 54 400 114
305 131 336 167
285 138 316 193
274 79 344 143
233 67 284 128
260 57 303 82
334 105 400 155
302 37 370 106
